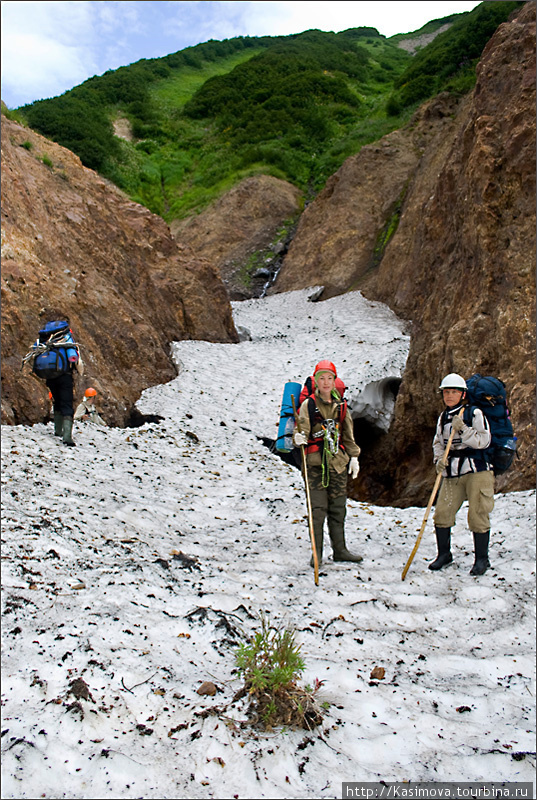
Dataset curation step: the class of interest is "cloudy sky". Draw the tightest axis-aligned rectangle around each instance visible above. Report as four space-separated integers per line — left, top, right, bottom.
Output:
2 0 482 109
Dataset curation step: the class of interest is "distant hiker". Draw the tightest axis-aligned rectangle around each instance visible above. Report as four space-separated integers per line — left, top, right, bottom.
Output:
74 387 107 427
23 318 83 446
430 373 494 575
293 360 362 566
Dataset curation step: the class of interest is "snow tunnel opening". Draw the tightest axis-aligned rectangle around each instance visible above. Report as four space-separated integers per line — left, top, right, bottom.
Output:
348 377 402 435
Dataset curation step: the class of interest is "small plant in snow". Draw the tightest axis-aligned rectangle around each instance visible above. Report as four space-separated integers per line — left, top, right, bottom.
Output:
235 612 325 731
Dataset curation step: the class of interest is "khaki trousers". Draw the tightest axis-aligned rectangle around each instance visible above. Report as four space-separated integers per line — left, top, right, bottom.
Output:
434 470 495 533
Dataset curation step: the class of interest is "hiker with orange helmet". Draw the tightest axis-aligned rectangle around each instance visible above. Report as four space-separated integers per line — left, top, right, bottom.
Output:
293 360 362 566
74 387 107 426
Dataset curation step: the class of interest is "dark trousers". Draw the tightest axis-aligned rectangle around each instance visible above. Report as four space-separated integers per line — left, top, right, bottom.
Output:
46 372 74 417
306 465 348 556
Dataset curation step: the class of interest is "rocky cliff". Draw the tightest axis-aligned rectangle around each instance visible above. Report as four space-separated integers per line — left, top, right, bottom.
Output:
1 115 238 427
273 2 536 505
171 175 303 300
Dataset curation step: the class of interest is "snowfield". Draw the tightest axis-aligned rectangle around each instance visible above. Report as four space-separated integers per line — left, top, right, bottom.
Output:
1 289 535 799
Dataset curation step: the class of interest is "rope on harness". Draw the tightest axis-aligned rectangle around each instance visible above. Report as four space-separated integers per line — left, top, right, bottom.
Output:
320 418 340 488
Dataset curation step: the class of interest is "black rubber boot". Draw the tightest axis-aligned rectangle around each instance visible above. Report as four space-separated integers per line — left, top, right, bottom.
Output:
53 411 63 437
62 416 76 447
329 523 363 563
333 546 363 563
470 531 490 575
429 527 453 570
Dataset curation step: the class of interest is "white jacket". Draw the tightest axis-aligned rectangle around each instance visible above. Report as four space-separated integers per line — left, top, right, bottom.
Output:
433 403 491 477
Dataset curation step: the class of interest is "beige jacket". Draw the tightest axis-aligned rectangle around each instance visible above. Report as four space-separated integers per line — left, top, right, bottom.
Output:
294 390 360 473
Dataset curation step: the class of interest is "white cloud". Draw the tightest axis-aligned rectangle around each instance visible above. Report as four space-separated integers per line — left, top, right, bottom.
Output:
1 1 97 105
236 1 482 39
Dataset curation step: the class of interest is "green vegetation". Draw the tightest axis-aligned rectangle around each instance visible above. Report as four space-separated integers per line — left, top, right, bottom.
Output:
10 2 522 221
387 2 523 108
235 613 324 730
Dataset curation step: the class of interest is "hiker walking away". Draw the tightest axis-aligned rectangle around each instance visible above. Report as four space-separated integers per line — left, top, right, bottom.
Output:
24 317 83 447
293 360 362 566
74 387 107 427
430 373 494 575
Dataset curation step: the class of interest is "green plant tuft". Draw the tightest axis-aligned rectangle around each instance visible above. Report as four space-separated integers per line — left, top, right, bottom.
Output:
235 612 325 730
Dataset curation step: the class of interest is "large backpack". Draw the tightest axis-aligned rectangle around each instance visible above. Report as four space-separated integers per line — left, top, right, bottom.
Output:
31 321 79 380
463 374 517 475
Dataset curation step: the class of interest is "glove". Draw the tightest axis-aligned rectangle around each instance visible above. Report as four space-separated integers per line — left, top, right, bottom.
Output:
451 414 466 433
435 458 447 474
348 457 360 479
293 431 308 447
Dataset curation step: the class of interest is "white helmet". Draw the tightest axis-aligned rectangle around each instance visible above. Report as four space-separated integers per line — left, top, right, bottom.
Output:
439 373 467 391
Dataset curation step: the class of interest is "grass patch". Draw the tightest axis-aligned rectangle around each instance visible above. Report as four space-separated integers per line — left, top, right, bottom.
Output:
235 612 325 731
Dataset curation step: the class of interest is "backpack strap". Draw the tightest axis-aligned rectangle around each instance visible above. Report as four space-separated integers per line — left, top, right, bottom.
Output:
446 404 490 475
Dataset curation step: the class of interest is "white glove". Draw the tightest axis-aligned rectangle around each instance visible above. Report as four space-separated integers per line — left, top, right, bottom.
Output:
293 431 308 447
435 458 447 474
348 457 360 479
451 414 465 433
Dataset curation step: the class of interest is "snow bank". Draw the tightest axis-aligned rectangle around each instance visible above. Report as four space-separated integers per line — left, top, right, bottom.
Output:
1 290 535 799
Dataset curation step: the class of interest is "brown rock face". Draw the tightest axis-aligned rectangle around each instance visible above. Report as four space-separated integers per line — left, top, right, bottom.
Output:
1 115 238 427
274 3 536 506
271 92 464 298
171 175 303 299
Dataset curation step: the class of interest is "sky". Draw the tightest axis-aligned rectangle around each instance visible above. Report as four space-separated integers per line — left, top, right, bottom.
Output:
1 0 482 109
2 287 535 796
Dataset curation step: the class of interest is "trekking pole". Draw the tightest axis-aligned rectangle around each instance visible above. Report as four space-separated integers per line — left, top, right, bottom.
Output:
292 396 319 586
401 407 464 581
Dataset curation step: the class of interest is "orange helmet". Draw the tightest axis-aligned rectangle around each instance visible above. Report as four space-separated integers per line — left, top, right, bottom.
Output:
313 360 337 378
84 387 97 398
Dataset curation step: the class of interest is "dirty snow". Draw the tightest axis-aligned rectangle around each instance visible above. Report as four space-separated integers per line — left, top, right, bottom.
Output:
1 289 535 799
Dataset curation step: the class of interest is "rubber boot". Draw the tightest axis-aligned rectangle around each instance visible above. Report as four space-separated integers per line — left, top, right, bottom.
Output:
331 535 363 562
62 416 76 447
329 521 362 564
53 411 63 437
470 531 490 575
326 495 362 563
429 527 453 570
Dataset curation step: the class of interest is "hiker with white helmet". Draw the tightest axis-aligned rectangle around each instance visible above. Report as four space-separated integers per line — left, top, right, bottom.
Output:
74 387 107 427
430 373 494 575
293 360 362 566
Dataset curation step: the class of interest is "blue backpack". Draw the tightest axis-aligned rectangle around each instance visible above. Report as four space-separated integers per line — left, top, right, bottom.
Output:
463 374 517 475
32 321 78 380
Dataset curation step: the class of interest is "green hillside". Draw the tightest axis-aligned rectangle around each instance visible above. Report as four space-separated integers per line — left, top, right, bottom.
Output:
13 1 522 221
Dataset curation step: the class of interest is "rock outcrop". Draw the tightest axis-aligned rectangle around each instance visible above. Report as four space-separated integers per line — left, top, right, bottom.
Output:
273 2 536 505
171 175 303 299
1 115 238 427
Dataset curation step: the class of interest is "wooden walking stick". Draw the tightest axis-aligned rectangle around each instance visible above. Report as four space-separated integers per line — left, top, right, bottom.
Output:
292 396 319 586
401 408 464 581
